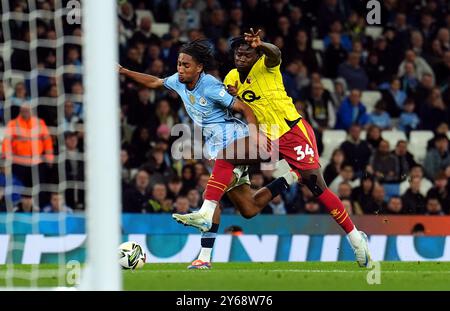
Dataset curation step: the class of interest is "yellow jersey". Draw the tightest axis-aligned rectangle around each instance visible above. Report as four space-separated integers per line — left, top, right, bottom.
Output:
224 55 301 140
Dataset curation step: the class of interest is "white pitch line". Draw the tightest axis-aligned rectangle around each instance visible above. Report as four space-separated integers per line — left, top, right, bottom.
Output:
139 269 450 274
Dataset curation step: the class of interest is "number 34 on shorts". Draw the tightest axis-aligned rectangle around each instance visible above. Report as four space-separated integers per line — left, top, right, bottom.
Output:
294 144 315 162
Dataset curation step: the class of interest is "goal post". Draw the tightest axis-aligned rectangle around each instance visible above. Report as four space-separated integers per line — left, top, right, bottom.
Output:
0 0 121 290
81 0 121 290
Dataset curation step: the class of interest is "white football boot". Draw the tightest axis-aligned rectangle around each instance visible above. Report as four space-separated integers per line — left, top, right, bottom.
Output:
172 211 212 233
353 231 371 268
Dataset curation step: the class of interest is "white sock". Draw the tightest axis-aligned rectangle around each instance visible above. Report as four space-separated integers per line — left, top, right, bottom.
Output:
198 248 212 262
347 227 362 248
199 200 217 219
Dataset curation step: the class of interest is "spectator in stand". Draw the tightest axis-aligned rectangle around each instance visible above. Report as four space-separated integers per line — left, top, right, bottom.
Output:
426 171 450 214
367 100 392 130
173 195 191 214
13 194 39 213
167 176 183 201
187 188 201 210
0 162 24 209
398 98 420 136
130 16 160 47
323 148 345 185
352 173 375 214
339 123 372 176
335 89 369 130
63 131 84 210
424 134 450 180
337 52 369 90
363 183 387 215
424 196 445 215
261 195 287 215
381 77 407 118
383 196 404 215
122 169 151 213
427 123 449 151
401 176 427 214
332 78 348 107
286 29 318 73
329 164 360 194
145 183 172 213
399 62 420 95
368 140 400 183
365 125 383 152
323 32 348 78
305 82 336 131
420 87 449 130
398 49 435 84
392 140 417 182
1 104 54 203
399 165 433 198
433 50 450 88
41 192 73 214
337 181 353 200
365 51 388 90
173 0 200 41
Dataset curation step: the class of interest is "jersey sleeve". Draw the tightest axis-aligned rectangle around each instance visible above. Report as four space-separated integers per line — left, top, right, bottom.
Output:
205 80 235 109
223 71 235 88
163 72 179 91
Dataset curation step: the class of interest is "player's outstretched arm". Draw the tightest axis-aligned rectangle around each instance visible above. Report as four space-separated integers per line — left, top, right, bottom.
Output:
244 28 281 68
118 64 164 89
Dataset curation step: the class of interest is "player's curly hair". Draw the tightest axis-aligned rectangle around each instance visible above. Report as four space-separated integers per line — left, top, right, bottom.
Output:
230 36 262 55
179 39 216 71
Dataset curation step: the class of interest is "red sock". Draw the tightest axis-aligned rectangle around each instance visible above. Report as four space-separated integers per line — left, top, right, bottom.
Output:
204 159 235 201
317 189 355 234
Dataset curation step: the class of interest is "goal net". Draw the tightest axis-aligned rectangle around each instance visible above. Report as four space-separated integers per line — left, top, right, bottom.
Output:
0 0 121 290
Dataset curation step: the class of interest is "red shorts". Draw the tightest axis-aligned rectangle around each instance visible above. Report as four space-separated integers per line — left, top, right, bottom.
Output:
272 119 320 171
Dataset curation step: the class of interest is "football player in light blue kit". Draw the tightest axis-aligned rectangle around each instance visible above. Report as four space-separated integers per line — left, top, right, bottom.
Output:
119 40 298 269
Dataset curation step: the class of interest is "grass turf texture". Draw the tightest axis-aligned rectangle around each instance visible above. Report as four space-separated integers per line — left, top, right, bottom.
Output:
1 262 449 290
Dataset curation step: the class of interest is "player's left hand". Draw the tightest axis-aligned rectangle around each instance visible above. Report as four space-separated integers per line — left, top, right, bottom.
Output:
244 28 262 49
227 81 239 96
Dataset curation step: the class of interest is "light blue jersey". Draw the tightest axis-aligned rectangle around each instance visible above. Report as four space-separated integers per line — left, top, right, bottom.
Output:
164 72 248 158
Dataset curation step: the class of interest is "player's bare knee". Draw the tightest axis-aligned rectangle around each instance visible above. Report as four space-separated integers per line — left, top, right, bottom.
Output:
240 208 257 219
302 174 325 197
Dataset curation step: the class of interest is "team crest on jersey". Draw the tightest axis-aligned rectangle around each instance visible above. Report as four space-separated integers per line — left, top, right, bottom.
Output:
199 97 207 106
189 94 196 104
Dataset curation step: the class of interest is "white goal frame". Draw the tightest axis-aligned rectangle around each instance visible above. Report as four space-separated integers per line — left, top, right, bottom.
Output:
79 0 121 290
0 0 121 290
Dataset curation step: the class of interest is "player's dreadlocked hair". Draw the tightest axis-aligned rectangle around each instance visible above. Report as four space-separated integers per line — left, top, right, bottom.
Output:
179 39 216 72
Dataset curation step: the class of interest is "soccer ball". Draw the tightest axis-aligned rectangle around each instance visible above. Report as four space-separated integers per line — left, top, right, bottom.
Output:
118 241 146 269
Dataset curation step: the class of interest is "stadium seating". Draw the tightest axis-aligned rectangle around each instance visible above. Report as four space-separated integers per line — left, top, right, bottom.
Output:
152 23 170 37
383 183 400 200
312 39 325 51
361 91 382 113
321 130 347 162
321 78 335 93
408 130 434 164
135 9 154 23
365 26 383 39
381 130 408 150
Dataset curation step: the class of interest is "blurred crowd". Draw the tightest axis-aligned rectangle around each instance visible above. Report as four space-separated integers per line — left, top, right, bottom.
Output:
0 0 450 215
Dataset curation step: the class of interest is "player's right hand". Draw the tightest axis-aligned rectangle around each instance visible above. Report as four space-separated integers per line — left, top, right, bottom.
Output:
227 81 238 96
117 64 126 74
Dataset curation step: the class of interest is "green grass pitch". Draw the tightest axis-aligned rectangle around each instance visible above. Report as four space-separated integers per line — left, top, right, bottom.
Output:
1 262 449 290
